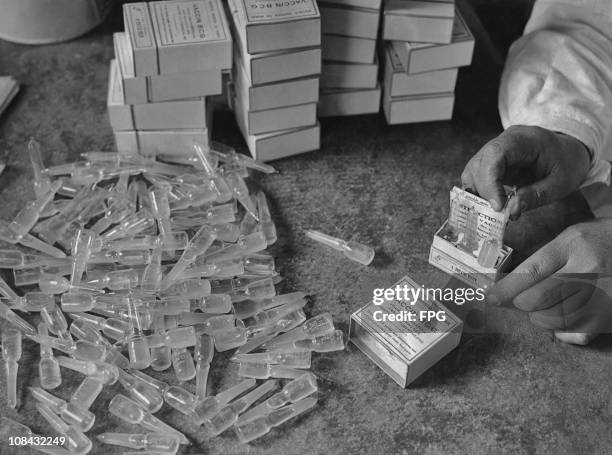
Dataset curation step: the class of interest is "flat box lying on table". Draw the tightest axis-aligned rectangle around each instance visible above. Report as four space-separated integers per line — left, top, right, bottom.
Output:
383 42 457 96
383 0 455 43
123 0 232 76
227 0 321 54
318 85 381 117
114 32 223 104
390 9 474 74
350 275 463 387
107 60 209 131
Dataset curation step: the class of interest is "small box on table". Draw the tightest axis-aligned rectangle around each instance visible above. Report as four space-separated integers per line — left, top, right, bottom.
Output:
322 34 376 64
321 56 379 89
383 89 454 124
319 4 380 39
350 275 463 387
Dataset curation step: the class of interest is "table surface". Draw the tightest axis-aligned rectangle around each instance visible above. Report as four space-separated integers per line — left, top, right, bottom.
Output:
1 3 611 455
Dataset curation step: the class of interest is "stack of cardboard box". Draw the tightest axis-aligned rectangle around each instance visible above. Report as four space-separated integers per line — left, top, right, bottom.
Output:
107 0 232 156
381 0 474 124
226 0 322 161
318 0 383 117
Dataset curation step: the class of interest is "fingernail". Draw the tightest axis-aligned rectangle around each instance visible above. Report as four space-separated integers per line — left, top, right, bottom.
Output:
486 294 501 306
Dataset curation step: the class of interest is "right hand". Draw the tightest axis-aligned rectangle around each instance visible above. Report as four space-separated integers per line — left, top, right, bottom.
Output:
461 125 591 219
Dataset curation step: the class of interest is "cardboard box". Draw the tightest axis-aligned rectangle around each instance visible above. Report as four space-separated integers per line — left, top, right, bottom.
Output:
320 4 380 39
318 85 381 117
234 55 320 111
107 60 209 131
235 95 317 135
322 0 382 10
383 0 455 43
227 0 321 54
383 88 454 124
321 56 378 89
428 187 513 290
114 32 223 104
322 34 376 64
383 42 457 96
123 0 232 76
390 9 474 74
349 275 463 387
114 128 210 156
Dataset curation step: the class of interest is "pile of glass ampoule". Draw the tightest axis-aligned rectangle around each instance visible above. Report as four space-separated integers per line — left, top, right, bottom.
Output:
0 139 344 455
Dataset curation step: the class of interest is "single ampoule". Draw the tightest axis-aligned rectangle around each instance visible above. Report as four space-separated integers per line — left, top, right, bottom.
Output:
38 323 62 390
116 369 164 413
97 432 180 454
191 379 256 425
234 351 311 369
233 291 307 319
234 397 317 444
40 302 70 339
194 333 214 399
305 229 374 265
263 313 334 349
269 329 345 353
0 300 39 336
70 377 103 411
2 328 21 408
108 394 189 445
256 191 277 245
204 380 277 437
238 363 306 380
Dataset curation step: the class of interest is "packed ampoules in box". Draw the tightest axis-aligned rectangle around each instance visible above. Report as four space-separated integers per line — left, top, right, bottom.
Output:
0 138 344 453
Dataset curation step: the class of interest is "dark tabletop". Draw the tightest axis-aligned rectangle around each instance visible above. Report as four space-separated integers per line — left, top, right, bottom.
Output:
0 1 611 454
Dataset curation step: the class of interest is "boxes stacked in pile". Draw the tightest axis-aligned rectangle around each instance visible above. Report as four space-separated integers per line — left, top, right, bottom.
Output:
381 0 474 124
318 0 383 117
107 0 232 156
226 0 322 161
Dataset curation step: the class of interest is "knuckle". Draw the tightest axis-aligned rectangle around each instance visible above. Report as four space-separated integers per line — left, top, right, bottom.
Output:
524 261 546 283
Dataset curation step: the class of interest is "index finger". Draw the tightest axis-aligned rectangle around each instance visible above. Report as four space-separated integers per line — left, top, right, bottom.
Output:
486 237 569 306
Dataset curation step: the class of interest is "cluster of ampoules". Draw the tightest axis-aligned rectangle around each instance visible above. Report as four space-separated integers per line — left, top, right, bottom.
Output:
0 138 344 454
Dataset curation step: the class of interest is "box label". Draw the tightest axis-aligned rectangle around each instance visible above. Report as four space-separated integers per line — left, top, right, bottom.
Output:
243 0 318 23
357 276 461 362
152 0 228 45
449 186 508 242
125 3 155 49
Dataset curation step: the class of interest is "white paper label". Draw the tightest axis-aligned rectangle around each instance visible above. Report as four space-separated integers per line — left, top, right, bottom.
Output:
152 0 228 46
125 3 155 49
243 0 318 23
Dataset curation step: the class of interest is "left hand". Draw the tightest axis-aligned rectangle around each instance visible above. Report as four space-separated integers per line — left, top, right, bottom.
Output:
486 218 612 344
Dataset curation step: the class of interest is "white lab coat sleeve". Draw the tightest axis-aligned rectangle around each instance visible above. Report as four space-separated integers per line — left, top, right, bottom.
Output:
499 0 612 188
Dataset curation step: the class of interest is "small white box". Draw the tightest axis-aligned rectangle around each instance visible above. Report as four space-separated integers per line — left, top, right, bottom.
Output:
320 4 380 39
349 275 463 387
383 42 457 96
428 187 513 290
322 34 376 64
233 54 320 111
227 0 321 54
235 95 317 135
107 60 209 131
114 129 210 156
114 32 223 104
123 0 232 76
321 56 378 89
383 0 455 43
390 9 474 74
322 0 382 10
383 88 454 124
318 85 381 117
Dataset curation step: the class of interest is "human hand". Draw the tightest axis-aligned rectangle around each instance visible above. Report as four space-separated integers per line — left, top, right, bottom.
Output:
487 218 612 345
461 125 591 219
